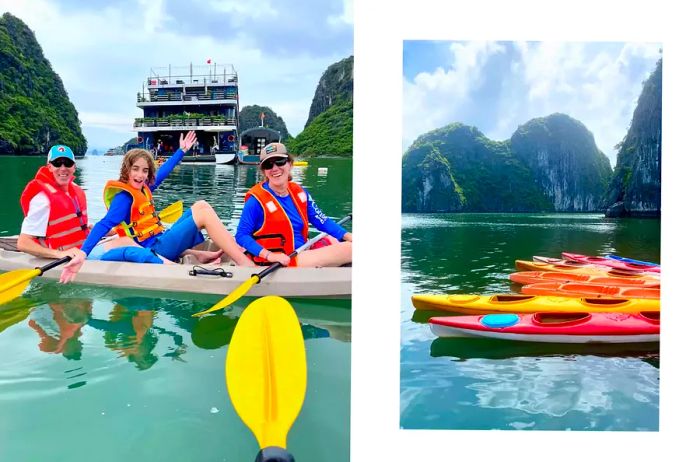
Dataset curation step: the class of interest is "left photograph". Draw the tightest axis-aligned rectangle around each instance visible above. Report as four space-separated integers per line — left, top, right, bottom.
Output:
0 2 353 461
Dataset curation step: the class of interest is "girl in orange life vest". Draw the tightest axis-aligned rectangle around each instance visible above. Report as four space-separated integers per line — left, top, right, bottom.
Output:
18 145 137 261
59 131 254 283
235 142 352 267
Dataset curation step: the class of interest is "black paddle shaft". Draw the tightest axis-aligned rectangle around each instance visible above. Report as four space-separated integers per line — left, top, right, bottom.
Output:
254 214 352 282
36 256 72 275
255 447 294 462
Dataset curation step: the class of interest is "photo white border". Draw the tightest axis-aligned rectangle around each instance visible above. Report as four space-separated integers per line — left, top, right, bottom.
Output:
353 0 698 460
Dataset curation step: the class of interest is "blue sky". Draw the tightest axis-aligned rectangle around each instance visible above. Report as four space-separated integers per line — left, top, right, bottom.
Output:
403 41 661 166
1 0 353 152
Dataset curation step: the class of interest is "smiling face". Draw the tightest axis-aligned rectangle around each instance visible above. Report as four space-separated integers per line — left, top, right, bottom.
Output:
47 160 76 190
128 157 150 190
262 156 292 188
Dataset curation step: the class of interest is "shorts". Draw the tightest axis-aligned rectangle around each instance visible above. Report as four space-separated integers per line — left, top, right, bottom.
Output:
146 208 204 262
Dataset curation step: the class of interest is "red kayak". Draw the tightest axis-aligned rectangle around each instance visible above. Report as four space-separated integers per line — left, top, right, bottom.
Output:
521 282 660 299
562 252 660 273
509 271 661 288
429 311 660 343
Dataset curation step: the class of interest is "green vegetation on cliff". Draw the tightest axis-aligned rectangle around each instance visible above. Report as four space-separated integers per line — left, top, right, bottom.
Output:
604 59 662 217
403 115 614 213
239 105 291 140
286 99 352 157
0 13 86 155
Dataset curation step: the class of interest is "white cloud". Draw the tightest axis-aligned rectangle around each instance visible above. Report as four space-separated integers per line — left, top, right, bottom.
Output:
328 0 353 27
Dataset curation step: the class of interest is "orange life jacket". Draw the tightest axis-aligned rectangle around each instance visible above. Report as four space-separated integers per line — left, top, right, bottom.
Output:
103 180 165 242
19 166 89 250
244 182 308 264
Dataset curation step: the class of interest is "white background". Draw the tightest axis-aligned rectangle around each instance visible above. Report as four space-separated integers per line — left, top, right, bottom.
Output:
353 0 699 460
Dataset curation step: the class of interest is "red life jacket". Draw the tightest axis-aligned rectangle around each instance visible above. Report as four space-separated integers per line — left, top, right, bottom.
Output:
103 180 165 242
244 182 308 264
19 166 89 250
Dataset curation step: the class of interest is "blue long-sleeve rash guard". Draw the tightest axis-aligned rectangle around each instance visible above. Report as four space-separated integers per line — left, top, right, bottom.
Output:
235 183 347 257
81 149 185 256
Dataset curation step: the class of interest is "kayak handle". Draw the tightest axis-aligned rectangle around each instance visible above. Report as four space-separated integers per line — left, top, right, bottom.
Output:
189 266 233 278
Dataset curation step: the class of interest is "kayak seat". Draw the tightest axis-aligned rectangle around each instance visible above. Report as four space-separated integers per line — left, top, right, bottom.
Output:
480 313 519 328
532 312 591 326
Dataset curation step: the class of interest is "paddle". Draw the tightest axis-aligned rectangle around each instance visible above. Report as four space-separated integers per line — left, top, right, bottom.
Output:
0 256 71 305
159 200 183 223
192 213 352 317
226 296 306 462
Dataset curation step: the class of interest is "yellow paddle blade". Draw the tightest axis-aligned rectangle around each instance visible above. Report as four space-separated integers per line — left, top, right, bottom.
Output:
226 296 306 450
160 200 184 223
0 269 41 305
292 161 308 167
192 275 259 317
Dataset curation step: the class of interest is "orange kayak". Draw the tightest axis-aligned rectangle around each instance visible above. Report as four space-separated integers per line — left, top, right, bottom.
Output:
514 260 660 278
521 282 660 299
509 271 661 288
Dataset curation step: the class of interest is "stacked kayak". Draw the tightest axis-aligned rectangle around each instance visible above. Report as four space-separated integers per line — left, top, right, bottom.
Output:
562 252 660 273
520 282 659 299
411 293 659 315
429 312 660 343
509 271 661 288
514 259 660 277
607 255 659 267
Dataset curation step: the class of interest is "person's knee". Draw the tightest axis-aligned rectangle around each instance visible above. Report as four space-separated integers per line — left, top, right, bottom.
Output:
192 200 212 212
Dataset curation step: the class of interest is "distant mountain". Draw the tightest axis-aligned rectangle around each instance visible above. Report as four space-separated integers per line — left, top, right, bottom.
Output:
287 55 353 157
603 59 662 218
402 115 612 213
239 105 290 140
0 13 86 156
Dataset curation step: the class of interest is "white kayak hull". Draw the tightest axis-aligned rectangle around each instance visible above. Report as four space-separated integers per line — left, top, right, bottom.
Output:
0 249 351 298
429 323 659 343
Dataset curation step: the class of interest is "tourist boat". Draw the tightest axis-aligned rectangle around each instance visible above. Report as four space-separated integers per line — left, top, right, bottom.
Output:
215 125 281 165
428 312 660 343
0 239 350 299
132 63 240 163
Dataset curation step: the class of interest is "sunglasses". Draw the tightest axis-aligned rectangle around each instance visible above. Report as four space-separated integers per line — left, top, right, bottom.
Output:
261 157 289 170
50 158 75 168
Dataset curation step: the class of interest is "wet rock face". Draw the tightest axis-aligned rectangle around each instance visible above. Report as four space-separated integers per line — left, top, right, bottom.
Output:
604 60 662 218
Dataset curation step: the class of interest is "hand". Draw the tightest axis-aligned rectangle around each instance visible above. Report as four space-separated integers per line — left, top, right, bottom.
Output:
59 249 87 283
179 130 197 152
267 252 291 266
343 232 352 242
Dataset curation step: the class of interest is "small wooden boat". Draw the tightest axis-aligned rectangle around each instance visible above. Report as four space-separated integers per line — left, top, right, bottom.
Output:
509 271 661 288
521 282 660 299
411 293 659 315
562 252 660 273
429 311 660 343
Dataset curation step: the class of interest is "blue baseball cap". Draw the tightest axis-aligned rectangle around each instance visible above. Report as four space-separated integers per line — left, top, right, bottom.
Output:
47 145 75 163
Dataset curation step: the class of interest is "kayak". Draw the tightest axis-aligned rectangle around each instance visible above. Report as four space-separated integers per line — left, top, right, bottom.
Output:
509 271 661 288
532 256 589 267
411 293 660 315
0 247 351 298
562 252 660 273
428 311 660 343
514 260 659 277
521 282 660 299
607 255 659 267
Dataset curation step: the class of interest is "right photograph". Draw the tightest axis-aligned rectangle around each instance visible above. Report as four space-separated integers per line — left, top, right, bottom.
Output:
400 41 661 431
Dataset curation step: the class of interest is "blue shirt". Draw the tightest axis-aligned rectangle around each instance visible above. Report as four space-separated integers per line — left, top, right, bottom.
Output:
235 182 347 257
81 149 184 256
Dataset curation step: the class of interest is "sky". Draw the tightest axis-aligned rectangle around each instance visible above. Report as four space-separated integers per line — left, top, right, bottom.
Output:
0 0 353 152
403 41 661 166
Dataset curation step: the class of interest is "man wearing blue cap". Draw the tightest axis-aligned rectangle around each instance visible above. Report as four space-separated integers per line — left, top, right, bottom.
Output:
18 145 90 259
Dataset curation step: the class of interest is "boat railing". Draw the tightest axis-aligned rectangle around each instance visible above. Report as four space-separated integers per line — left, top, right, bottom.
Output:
133 117 235 128
137 91 237 104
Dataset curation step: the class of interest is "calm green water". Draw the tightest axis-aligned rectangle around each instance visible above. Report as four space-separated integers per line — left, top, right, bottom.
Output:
0 155 352 461
400 213 660 431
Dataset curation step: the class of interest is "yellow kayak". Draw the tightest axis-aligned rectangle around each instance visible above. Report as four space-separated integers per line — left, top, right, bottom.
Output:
515 260 660 279
411 293 660 315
